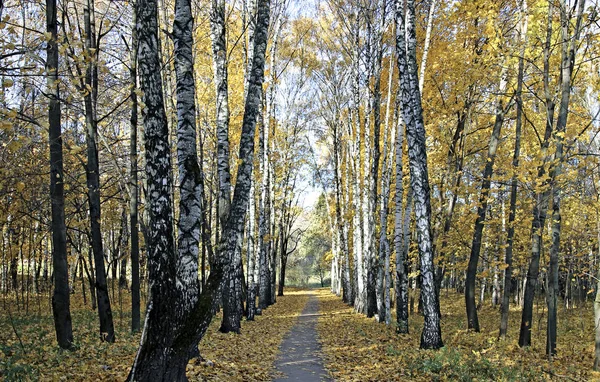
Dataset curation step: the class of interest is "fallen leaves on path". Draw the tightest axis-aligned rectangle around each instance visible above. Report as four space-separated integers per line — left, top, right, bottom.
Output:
316 288 598 381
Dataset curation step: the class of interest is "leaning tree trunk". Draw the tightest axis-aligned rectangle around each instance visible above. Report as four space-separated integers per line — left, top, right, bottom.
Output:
47 0 73 349
128 0 269 380
465 64 507 332
395 0 442 349
84 0 114 343
217 0 271 334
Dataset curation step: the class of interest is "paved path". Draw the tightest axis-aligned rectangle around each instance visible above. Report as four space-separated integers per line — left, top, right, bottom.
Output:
273 294 330 381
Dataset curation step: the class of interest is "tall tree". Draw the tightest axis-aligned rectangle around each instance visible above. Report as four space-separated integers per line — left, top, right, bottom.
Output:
546 0 585 357
465 63 508 332
519 0 585 349
500 0 527 340
217 0 271 334
129 0 141 334
47 0 73 350
83 0 115 343
174 0 201 316
395 0 443 349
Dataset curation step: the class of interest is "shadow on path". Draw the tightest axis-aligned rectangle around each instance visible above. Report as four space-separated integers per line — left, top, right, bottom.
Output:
273 293 330 381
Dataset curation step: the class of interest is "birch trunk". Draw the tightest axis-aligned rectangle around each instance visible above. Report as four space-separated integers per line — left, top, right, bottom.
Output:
418 0 436 94
246 177 257 320
378 55 395 324
258 93 271 310
218 0 271 333
395 0 443 349
174 0 201 316
128 0 182 375
351 7 366 313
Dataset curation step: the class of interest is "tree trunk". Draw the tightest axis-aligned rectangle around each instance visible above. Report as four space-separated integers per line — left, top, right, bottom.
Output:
217 0 271 334
129 1 141 333
84 0 115 343
378 55 395 324
395 105 409 333
519 1 556 348
500 0 527 339
246 176 257 320
395 0 443 349
547 0 585 357
174 0 201 319
465 64 507 332
258 93 270 311
366 3 385 319
47 0 73 349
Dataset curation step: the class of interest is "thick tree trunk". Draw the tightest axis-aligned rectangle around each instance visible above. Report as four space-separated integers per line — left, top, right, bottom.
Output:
174 0 201 317
128 0 239 378
395 0 442 349
465 65 507 332
128 0 180 376
47 0 73 349
129 3 141 333
84 0 114 343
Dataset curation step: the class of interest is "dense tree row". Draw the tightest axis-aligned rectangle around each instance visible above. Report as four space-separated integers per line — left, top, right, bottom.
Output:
1 0 600 379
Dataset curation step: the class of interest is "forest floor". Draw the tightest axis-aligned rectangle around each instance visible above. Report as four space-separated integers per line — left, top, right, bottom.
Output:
1 287 599 381
0 288 308 381
316 288 600 381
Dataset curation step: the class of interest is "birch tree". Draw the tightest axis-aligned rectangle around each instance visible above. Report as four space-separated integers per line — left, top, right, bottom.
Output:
395 0 443 349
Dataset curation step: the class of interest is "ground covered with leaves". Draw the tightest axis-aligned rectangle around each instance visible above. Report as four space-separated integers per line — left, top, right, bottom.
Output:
0 289 309 381
316 289 599 381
